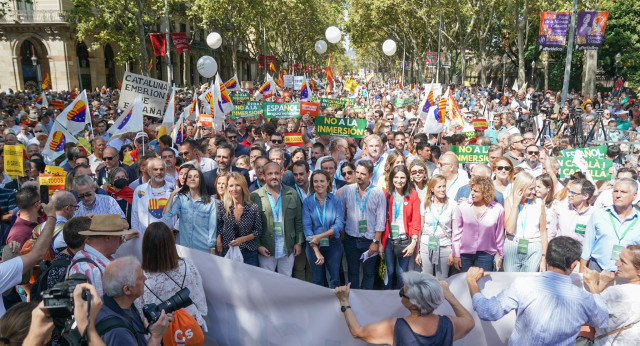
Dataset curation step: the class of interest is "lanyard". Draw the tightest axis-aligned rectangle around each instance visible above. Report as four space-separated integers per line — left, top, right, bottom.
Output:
371 157 383 183
518 201 528 235
256 180 261 188
335 161 343 180
414 183 426 202
355 185 372 219
393 193 402 221
446 173 459 194
315 193 327 230
295 184 305 202
430 202 445 235
608 210 638 244
267 190 282 222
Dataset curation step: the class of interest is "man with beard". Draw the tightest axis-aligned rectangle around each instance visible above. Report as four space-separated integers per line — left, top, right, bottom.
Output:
203 142 250 196
225 127 250 157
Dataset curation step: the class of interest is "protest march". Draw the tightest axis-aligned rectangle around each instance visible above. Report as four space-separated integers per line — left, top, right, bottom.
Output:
1 1 640 345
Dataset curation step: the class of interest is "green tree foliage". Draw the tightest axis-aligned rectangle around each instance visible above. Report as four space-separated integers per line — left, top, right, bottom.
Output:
598 0 640 89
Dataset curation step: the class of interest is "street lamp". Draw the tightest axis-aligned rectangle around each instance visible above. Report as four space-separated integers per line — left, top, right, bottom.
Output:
531 60 535 83
31 54 40 91
614 52 622 95
502 54 507 90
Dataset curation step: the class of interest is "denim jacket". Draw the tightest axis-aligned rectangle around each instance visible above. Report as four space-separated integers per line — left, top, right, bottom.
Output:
302 193 344 239
162 193 217 253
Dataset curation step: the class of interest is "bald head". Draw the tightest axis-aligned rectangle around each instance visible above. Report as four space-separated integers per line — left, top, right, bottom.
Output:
471 164 492 178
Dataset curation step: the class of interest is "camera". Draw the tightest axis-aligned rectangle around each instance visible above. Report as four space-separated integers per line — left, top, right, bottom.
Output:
142 288 193 325
41 274 89 331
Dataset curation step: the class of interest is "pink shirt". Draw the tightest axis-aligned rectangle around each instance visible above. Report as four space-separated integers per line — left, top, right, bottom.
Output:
452 200 505 258
548 200 594 243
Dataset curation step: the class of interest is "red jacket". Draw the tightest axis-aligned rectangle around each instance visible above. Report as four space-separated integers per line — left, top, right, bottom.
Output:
382 189 421 250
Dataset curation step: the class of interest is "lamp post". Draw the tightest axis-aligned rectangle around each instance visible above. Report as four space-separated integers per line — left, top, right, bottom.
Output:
31 54 40 91
502 54 507 90
530 60 535 84
613 52 621 95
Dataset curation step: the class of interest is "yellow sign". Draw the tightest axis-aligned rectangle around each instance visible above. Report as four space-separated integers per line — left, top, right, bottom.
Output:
39 174 66 192
4 145 24 177
343 79 357 94
44 165 65 175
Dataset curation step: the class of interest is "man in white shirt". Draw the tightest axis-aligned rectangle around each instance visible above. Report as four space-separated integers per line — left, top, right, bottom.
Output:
438 152 469 201
356 134 387 186
179 139 217 173
594 168 640 209
517 145 543 178
502 112 521 135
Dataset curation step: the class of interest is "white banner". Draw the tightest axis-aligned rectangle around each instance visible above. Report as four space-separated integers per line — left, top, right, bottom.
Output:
178 246 599 346
118 71 170 118
283 75 294 88
293 76 305 90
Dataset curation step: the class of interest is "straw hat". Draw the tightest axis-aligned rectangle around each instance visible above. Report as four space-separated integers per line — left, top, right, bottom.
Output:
79 214 137 236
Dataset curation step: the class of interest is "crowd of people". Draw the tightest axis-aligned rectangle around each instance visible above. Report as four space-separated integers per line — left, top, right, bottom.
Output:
0 77 639 345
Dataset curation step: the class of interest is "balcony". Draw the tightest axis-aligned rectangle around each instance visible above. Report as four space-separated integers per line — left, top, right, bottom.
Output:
0 10 68 24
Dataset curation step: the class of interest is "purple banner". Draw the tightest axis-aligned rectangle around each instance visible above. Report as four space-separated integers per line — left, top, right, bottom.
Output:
538 12 571 51
576 11 609 50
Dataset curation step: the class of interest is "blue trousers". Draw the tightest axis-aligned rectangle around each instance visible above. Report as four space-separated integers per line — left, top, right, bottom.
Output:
305 237 343 288
384 240 411 289
344 234 376 290
460 251 494 272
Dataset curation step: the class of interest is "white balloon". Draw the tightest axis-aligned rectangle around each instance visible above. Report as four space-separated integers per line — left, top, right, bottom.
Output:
315 40 327 54
206 32 222 49
382 39 397 56
197 56 217 78
325 26 341 44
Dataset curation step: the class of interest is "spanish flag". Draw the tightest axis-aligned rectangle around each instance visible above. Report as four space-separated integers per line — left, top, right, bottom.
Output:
41 72 51 90
365 71 374 84
276 70 284 88
269 61 277 73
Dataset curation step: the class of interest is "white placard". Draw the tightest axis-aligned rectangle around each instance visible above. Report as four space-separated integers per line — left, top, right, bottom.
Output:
118 71 170 118
283 74 294 88
293 76 305 90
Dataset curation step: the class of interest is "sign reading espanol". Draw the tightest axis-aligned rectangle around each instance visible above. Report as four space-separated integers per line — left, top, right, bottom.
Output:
560 145 607 159
118 71 170 118
314 116 367 138
450 145 489 163
320 98 346 109
3 145 24 176
555 157 612 180
231 101 262 118
263 102 301 119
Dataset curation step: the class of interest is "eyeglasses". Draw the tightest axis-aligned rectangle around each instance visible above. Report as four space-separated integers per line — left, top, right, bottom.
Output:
567 189 584 196
103 156 115 161
399 290 408 299
342 170 354 176
411 169 425 175
527 151 540 155
227 136 237 140
69 205 79 210
523 137 535 141
496 166 512 171
271 140 283 144
77 192 93 199
512 139 523 144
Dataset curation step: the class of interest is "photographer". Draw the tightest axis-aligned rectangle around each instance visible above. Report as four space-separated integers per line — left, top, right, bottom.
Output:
510 91 531 117
95 256 172 346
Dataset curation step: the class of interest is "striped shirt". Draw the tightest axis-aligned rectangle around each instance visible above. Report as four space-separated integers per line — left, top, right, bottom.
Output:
472 271 608 345
67 244 111 297
75 194 126 219
337 183 386 239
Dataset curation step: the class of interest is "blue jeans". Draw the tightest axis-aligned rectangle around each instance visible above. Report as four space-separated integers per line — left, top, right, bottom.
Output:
344 234 376 290
384 240 411 289
222 247 259 267
460 251 494 272
305 237 343 288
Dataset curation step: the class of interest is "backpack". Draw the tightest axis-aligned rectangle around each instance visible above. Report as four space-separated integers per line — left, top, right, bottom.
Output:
30 257 101 302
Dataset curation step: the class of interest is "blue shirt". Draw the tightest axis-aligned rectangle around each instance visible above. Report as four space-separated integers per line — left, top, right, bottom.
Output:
581 206 640 271
162 193 217 253
472 271 608 346
484 125 505 144
302 193 344 239
337 183 386 239
75 194 126 219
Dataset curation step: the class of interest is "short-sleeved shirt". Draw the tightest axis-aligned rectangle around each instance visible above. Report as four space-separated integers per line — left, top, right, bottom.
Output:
75 194 126 219
6 215 44 246
0 257 23 317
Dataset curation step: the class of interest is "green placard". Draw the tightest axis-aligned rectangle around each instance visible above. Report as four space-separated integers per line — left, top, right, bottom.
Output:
231 93 251 102
320 98 346 109
263 102 301 119
393 97 414 107
555 157 613 181
560 145 607 159
231 101 262 118
340 97 355 107
354 105 366 111
314 116 367 138
449 145 489 163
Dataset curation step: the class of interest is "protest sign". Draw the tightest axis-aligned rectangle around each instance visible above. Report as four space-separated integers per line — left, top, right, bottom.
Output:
320 98 346 109
538 12 571 51
118 71 170 117
293 76 304 90
299 101 320 117
275 98 284 104
231 93 251 102
39 174 66 192
3 145 23 176
473 119 488 130
560 145 607 159
340 97 355 107
393 97 414 107
284 133 303 146
283 92 291 98
44 165 65 175
450 145 489 163
231 101 262 118
198 114 213 127
50 100 65 109
555 157 612 180
263 102 301 119
283 75 294 88
314 116 366 138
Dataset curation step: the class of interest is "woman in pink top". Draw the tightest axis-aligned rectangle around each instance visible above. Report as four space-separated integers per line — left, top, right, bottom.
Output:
452 176 505 272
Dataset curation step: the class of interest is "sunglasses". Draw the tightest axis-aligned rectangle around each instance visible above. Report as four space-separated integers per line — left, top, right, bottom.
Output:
77 192 93 199
342 170 354 176
496 166 512 171
271 140 283 144
527 151 540 155
136 139 149 144
103 156 116 161
227 136 237 140
411 169 425 175
399 290 408 299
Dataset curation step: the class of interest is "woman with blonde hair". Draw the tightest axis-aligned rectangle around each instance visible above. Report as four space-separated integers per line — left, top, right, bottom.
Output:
215 172 262 265
503 171 547 272
409 159 429 204
417 174 455 279
378 149 406 190
491 156 514 195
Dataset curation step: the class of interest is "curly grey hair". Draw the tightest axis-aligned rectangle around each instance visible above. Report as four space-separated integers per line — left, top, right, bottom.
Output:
401 272 444 316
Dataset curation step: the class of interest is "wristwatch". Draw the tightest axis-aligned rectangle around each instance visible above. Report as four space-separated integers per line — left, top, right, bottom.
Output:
341 305 351 313
372 239 380 245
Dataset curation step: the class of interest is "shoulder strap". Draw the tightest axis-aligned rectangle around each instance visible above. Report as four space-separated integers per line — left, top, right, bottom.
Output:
163 259 187 289
67 256 104 278
398 318 422 345
95 316 137 338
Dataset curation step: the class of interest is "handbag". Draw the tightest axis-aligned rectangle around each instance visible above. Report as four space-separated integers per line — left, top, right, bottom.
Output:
387 193 411 258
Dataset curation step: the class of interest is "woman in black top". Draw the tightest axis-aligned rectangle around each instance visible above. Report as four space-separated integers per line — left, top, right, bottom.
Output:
216 172 262 266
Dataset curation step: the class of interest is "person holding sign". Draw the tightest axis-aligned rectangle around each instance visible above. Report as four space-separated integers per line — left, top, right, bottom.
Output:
381 166 420 290
452 176 505 272
503 172 547 272
417 174 455 280
301 170 344 288
580 178 640 273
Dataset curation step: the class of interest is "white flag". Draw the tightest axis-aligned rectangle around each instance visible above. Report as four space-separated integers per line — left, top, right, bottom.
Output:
213 74 233 116
171 110 186 145
224 74 240 92
163 89 176 128
108 95 143 136
42 120 78 160
56 90 90 135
